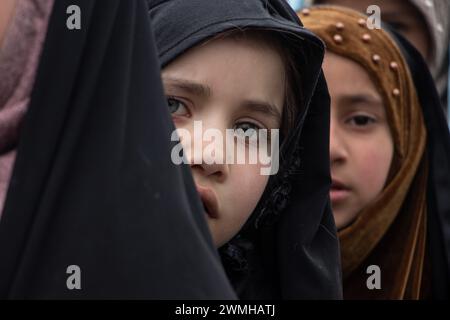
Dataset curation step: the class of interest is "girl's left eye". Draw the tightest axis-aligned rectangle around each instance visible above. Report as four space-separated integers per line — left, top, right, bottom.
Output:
234 122 262 137
347 115 376 127
167 97 189 116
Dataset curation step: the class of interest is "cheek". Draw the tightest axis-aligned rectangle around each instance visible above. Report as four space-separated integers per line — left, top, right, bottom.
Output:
352 132 393 202
213 164 268 247
227 164 269 221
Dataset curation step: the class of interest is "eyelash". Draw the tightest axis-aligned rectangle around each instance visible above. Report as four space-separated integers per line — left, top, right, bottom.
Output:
345 114 377 128
234 121 264 131
167 97 191 117
234 121 269 145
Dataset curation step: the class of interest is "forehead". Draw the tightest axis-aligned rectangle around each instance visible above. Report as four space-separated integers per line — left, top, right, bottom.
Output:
163 37 284 86
323 52 379 96
162 35 286 101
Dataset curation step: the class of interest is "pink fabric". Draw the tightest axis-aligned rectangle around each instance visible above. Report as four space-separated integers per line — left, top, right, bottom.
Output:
0 0 54 218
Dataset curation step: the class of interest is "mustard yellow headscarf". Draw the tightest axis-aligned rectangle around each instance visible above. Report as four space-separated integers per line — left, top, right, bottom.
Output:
301 6 428 299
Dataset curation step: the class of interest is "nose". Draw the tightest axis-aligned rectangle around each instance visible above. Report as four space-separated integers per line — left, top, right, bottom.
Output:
330 118 348 166
181 124 230 183
190 160 229 182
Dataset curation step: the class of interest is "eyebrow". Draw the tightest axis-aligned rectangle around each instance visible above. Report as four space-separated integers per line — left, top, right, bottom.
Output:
241 100 282 123
163 76 282 122
339 94 383 107
162 77 211 98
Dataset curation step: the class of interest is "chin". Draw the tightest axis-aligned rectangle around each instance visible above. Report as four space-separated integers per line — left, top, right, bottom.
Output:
333 209 357 230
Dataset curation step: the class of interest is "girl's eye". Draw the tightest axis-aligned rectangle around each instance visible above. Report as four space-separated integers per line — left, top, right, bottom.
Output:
167 97 189 116
234 122 261 139
347 115 376 127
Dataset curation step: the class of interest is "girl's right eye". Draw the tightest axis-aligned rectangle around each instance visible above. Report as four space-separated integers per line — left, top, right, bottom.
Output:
167 97 189 116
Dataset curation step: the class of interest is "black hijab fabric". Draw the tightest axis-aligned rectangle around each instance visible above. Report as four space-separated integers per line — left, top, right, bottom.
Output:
391 31 450 299
0 0 236 299
148 0 342 299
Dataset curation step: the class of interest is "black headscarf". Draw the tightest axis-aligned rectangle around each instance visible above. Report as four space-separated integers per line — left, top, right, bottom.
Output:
390 30 450 299
148 0 343 299
0 0 236 299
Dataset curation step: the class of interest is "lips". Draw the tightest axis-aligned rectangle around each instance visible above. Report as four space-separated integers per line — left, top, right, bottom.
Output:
196 185 219 219
330 179 351 203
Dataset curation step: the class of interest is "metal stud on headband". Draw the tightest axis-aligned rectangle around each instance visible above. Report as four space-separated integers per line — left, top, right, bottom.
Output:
372 54 381 63
333 34 343 44
336 22 344 31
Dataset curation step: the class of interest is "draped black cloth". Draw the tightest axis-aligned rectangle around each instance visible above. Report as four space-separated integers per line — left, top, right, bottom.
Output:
148 0 343 299
0 0 236 299
392 31 450 299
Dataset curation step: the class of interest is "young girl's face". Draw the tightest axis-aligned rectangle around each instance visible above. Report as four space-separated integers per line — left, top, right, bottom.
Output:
162 35 285 247
323 52 394 229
